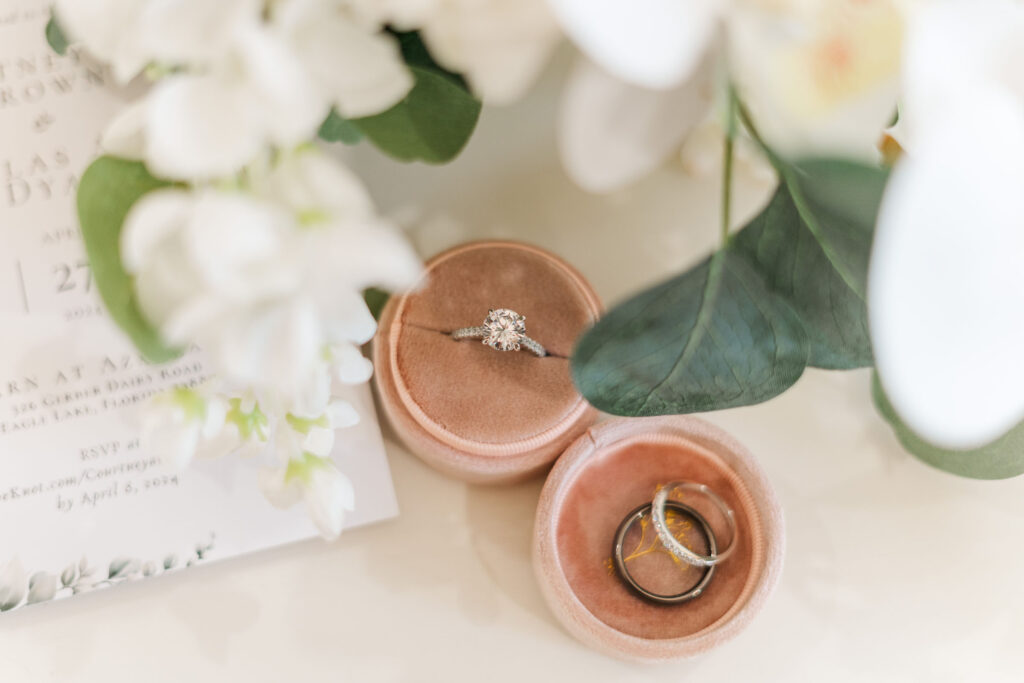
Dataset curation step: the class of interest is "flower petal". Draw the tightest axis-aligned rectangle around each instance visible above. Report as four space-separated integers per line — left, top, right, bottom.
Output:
136 0 262 66
419 0 560 104
145 74 264 180
333 342 374 384
304 464 355 540
559 55 714 193
101 98 148 160
870 93 1024 449
54 0 148 82
276 0 412 118
326 399 360 430
548 0 722 90
258 467 302 508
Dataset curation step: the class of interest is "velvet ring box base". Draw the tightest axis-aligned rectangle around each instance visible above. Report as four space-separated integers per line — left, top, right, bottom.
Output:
374 241 602 484
533 416 784 662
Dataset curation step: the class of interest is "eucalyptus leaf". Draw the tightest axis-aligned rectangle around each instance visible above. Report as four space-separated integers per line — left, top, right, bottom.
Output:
353 65 481 164
364 287 389 321
733 159 888 369
78 157 182 364
26 572 57 604
318 110 363 144
872 374 1024 480
391 30 467 88
45 15 69 55
572 249 808 415
60 563 77 587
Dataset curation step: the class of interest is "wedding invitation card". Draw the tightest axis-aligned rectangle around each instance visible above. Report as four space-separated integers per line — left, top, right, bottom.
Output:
0 0 399 612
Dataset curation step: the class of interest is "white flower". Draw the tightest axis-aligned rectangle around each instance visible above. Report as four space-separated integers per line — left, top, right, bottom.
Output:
260 398 359 539
273 0 413 118
54 0 150 82
356 0 560 104
555 0 905 192
122 150 422 415
84 0 411 180
140 387 230 469
260 456 356 540
869 0 1024 449
0 557 26 612
728 0 904 160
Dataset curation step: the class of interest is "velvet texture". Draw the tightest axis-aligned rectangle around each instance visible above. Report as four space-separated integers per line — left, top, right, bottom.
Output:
374 241 602 483
534 417 785 662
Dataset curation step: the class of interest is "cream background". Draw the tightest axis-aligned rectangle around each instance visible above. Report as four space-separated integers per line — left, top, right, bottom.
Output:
2 57 1024 682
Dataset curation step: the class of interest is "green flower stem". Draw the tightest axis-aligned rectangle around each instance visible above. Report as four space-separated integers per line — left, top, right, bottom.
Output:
720 98 736 247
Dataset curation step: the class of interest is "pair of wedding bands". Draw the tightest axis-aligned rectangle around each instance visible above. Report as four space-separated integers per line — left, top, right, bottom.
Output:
613 482 738 605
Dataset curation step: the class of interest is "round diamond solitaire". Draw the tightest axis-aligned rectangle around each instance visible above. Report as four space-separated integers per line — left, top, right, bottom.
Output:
451 308 547 357
482 308 526 351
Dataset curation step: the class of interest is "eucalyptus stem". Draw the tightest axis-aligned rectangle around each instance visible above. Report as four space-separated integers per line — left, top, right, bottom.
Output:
720 93 738 246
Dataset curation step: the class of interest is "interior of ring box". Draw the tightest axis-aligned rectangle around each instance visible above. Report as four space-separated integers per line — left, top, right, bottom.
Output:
394 244 597 445
554 440 758 640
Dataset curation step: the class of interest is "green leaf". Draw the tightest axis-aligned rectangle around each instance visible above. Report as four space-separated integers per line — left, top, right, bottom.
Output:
872 374 1024 480
77 157 182 363
318 109 364 145
363 287 389 321
391 30 467 88
733 159 888 369
572 249 808 416
353 65 481 164
45 15 69 55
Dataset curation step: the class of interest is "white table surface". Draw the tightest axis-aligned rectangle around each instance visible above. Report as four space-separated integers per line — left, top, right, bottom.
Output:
3 61 1024 683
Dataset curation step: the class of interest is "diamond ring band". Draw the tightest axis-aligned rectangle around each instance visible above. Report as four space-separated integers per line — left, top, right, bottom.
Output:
452 308 547 357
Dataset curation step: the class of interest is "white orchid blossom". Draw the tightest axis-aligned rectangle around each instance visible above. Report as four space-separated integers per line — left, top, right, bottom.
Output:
869 0 1024 449
555 0 904 193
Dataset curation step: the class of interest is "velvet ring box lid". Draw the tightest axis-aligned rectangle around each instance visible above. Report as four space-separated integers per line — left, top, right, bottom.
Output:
373 241 602 484
533 416 784 662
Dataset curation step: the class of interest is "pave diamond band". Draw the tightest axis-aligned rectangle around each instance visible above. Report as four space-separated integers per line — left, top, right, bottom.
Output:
651 482 738 568
452 309 547 357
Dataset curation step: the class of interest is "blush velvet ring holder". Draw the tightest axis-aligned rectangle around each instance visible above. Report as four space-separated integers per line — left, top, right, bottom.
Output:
613 501 717 605
452 308 548 357
652 482 738 568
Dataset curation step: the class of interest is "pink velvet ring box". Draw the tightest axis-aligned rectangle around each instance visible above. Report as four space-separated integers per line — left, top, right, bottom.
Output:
373 241 602 484
533 416 785 662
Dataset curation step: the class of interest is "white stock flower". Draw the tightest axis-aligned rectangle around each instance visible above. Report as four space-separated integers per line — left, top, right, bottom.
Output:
140 388 229 470
260 400 360 539
274 0 413 118
82 0 412 180
260 456 356 540
122 150 422 415
356 0 560 104
54 0 149 82
869 0 1024 449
